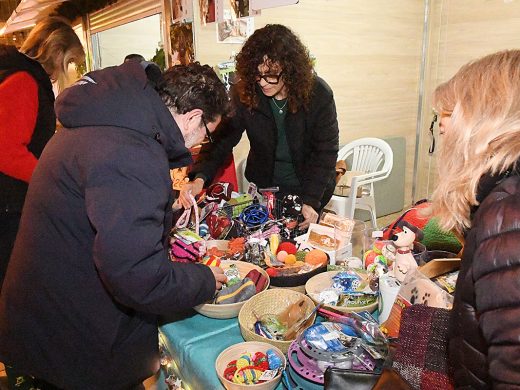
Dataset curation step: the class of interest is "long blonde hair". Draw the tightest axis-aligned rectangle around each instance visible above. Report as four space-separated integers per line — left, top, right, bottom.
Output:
20 17 85 92
431 50 520 234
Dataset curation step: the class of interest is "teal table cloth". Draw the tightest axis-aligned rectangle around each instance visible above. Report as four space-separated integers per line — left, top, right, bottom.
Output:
159 311 284 390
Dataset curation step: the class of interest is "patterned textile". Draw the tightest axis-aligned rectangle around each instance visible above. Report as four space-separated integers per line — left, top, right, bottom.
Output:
392 305 454 390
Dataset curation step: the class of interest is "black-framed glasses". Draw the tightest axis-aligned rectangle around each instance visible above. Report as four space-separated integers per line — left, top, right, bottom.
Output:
428 110 438 154
255 70 284 85
201 116 214 144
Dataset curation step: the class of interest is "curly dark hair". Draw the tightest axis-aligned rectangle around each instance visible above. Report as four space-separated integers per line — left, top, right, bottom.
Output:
156 62 230 122
235 24 314 112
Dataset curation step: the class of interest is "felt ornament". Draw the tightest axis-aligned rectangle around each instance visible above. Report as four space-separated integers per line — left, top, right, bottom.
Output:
266 268 279 277
305 249 328 266
295 250 307 262
276 250 288 262
277 241 297 255
284 254 297 265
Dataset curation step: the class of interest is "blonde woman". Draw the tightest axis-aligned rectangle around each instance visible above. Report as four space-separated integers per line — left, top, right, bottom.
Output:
431 50 520 388
0 17 84 291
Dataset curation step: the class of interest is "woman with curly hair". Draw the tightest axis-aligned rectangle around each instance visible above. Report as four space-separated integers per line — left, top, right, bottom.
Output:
430 50 520 388
181 24 339 229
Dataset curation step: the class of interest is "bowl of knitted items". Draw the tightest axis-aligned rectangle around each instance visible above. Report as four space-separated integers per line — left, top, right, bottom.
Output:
194 260 270 319
215 341 286 390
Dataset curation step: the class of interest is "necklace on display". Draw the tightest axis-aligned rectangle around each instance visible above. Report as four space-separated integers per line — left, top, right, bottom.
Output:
272 98 288 114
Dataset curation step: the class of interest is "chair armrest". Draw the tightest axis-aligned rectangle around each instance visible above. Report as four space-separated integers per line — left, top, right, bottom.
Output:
351 169 391 188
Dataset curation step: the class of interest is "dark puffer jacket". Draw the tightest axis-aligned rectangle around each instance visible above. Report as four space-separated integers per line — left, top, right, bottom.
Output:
449 171 520 389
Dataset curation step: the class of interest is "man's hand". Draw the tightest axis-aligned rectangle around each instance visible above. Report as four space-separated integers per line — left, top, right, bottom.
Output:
178 178 204 209
299 204 319 230
209 266 227 291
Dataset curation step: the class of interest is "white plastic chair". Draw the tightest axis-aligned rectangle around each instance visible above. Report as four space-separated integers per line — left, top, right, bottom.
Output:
325 137 393 228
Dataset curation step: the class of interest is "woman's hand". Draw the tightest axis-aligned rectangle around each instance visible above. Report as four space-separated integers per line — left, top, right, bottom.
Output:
178 178 204 209
299 204 319 230
209 266 227 291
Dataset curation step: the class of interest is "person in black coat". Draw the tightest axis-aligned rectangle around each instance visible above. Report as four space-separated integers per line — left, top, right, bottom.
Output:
0 17 84 292
180 24 339 229
0 61 229 389
430 50 520 388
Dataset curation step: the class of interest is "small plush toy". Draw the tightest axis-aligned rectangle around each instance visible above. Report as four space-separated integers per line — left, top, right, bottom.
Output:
391 221 424 282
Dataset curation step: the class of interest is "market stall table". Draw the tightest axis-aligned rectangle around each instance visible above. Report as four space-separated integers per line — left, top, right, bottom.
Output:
159 311 285 390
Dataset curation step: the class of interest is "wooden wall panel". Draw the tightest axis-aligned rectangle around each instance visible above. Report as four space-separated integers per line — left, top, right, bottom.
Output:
192 0 425 209
416 0 520 201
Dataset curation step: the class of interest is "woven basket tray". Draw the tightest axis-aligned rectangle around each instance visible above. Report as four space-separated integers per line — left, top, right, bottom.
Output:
238 289 316 354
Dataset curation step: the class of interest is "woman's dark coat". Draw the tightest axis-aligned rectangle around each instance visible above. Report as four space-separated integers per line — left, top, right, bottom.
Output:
449 171 520 389
191 76 339 210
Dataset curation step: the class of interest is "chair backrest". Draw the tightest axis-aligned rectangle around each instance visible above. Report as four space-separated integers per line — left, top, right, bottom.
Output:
338 137 393 181
236 158 249 193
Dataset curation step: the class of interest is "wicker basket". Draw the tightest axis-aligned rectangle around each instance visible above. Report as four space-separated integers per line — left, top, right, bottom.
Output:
305 271 378 313
194 260 270 319
215 341 286 390
238 289 316 354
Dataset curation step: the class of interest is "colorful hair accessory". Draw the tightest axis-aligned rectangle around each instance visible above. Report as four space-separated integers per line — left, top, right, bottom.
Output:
224 360 237 381
263 191 276 218
240 204 269 227
203 255 221 267
267 349 283 370
233 367 264 384
253 352 269 371
206 182 233 202
198 222 209 237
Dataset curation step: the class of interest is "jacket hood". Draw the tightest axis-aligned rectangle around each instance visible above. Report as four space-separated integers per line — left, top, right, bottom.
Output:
55 61 191 168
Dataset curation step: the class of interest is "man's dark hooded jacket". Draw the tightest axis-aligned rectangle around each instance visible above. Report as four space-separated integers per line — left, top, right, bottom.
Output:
0 61 216 389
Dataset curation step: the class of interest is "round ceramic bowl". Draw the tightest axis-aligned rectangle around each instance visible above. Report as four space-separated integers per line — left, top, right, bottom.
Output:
194 260 270 319
305 270 378 313
215 341 286 390
238 288 316 354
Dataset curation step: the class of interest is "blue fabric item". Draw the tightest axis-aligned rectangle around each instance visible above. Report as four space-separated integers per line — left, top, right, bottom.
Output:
159 311 284 390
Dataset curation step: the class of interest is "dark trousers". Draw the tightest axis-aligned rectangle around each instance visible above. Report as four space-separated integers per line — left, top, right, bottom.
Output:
0 212 20 292
5 366 62 390
5 366 145 390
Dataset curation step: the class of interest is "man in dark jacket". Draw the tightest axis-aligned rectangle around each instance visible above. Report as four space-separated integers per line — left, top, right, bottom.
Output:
179 25 339 229
0 61 228 389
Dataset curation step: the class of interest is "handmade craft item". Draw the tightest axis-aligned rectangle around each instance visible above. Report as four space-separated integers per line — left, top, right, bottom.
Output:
391 221 423 282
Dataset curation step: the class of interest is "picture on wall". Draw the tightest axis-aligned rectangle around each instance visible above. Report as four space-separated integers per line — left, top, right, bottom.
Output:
216 0 254 44
250 0 298 10
199 0 216 24
231 0 250 17
170 21 195 65
217 12 253 43
172 0 194 22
